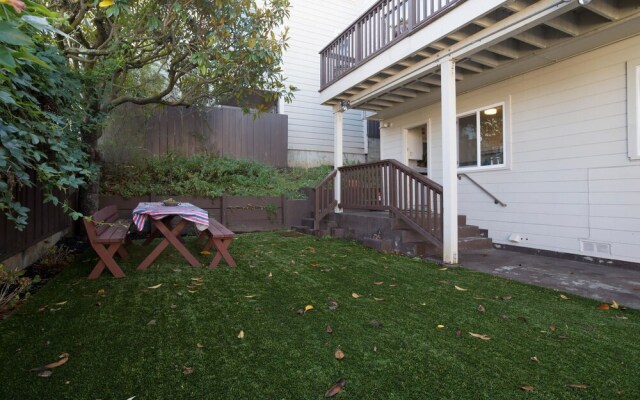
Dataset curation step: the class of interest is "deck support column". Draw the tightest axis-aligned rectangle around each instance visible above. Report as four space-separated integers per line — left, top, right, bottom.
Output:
334 107 344 213
440 59 459 264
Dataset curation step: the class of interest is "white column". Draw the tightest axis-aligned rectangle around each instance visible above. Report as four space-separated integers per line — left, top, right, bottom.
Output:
440 59 459 264
334 108 344 213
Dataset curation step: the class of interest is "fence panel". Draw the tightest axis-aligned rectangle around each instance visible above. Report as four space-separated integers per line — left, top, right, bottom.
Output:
102 104 288 168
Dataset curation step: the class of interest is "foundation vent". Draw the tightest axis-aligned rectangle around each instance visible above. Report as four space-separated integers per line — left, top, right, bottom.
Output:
580 240 611 255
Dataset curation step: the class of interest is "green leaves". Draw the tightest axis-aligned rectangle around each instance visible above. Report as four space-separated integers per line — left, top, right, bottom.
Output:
0 21 33 46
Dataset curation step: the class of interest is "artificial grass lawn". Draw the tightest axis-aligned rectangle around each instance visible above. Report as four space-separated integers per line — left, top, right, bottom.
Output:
1 232 638 399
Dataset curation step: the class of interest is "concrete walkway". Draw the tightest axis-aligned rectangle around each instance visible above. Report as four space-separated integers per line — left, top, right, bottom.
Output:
458 248 640 309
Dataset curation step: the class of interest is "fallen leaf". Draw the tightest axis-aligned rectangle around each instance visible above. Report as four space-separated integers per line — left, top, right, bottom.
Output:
439 267 448 271
268 272 273 278
560 294 569 300
566 384 588 389
559 335 569 340
334 348 345 360
477 305 486 313
147 319 156 326
199 250 211 255
611 299 619 309
598 303 610 310
389 284 397 287
373 281 384 286
95 301 102 307
437 324 445 329
324 379 346 398
351 293 361 299
148 284 162 289
320 269 332 272
31 353 69 372
499 296 513 301
237 330 245 339
97 289 105 296
191 277 204 281
373 346 377 352
196 342 204 348
170 304 177 309
55 301 68 306
454 285 469 292
311 261 319 267
469 332 491 340
183 367 194 375
520 386 534 392
615 315 628 320
304 304 314 312
187 290 197 294
371 320 383 329
37 370 53 378
549 325 557 332
325 324 333 334
327 298 338 311
244 295 257 299
455 329 462 337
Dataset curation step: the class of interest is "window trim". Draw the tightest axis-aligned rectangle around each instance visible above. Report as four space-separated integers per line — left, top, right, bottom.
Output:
456 101 509 172
628 58 640 160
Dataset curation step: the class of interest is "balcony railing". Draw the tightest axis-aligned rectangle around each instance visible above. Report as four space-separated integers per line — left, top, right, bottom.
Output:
320 0 466 90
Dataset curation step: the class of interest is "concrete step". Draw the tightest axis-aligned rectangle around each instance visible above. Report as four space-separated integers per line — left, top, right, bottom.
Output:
330 227 345 238
459 225 481 238
459 237 493 251
362 238 393 253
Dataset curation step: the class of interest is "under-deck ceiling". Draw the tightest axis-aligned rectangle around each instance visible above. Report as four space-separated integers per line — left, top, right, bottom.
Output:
322 0 640 117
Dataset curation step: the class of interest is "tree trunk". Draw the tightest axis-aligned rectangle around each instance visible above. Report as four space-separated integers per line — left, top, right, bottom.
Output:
78 124 103 216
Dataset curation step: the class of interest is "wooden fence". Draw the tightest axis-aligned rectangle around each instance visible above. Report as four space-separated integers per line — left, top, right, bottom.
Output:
101 104 288 167
99 193 313 233
0 182 74 262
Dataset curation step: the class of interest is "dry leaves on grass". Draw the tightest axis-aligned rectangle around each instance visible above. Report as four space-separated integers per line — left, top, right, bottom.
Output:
237 330 245 339
327 298 339 311
334 348 345 360
148 284 162 289
324 379 346 398
373 297 385 301
351 293 361 299
304 304 314 313
477 304 486 313
560 294 569 300
468 332 491 340
454 285 469 292
31 353 69 376
566 384 588 389
183 367 194 375
530 356 540 363
326 324 334 334
373 281 384 286
520 386 534 392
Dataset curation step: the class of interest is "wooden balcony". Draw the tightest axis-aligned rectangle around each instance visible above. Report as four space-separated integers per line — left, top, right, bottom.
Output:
319 0 466 90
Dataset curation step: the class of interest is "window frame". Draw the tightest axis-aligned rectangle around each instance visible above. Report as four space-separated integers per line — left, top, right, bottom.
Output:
456 101 509 172
628 58 640 160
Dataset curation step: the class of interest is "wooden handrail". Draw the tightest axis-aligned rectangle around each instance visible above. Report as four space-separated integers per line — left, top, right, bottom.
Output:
319 0 466 90
458 173 507 207
339 160 443 247
313 169 338 230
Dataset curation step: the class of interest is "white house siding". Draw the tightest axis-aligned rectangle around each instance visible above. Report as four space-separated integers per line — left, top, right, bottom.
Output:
380 34 640 264
284 0 375 167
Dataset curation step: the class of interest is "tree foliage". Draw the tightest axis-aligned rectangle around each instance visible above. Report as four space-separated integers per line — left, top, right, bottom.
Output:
49 0 294 114
0 1 95 230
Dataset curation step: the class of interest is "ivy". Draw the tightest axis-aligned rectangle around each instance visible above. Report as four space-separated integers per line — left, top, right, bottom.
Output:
0 3 96 230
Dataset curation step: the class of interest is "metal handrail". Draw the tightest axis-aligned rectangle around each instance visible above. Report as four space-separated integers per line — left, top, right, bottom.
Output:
458 173 507 207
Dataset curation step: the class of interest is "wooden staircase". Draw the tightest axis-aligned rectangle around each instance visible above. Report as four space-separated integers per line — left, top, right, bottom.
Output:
298 159 493 259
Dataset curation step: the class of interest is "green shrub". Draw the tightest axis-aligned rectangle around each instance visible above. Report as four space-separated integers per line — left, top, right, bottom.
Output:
0 264 39 310
100 155 332 199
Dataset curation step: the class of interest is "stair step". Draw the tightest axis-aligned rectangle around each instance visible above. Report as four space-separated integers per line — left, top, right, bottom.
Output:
459 225 481 238
459 237 493 251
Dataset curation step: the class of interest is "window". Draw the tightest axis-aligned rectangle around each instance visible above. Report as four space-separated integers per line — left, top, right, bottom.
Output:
457 104 505 169
628 58 640 160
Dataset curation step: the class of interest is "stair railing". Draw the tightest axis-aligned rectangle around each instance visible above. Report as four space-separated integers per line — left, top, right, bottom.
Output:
339 160 443 247
313 169 338 230
458 173 507 207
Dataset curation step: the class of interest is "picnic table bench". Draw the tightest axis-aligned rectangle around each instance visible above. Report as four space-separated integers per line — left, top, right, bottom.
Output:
84 205 131 279
199 219 237 268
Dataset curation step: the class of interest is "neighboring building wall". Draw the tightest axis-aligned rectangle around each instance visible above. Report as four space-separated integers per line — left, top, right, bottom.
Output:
380 34 640 263
284 0 375 167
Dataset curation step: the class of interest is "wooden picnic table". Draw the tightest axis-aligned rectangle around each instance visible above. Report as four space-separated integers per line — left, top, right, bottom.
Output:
132 202 210 270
